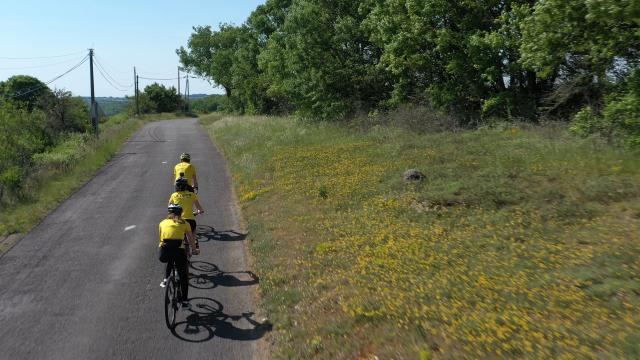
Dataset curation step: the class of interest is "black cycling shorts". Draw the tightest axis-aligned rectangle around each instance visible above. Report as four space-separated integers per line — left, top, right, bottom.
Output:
186 219 196 232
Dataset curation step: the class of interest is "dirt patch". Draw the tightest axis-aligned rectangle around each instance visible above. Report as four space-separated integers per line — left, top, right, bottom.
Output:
0 233 23 256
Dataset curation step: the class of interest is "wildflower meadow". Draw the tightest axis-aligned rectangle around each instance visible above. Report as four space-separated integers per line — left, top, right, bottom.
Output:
205 115 640 359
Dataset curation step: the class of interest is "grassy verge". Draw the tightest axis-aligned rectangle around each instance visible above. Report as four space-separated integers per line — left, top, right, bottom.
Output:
204 115 640 359
0 115 145 240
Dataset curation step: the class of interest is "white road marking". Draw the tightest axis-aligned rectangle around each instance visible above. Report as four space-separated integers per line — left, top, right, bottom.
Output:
124 225 136 231
162 161 167 164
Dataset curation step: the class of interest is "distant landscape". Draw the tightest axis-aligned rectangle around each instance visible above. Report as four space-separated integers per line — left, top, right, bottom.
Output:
81 93 214 116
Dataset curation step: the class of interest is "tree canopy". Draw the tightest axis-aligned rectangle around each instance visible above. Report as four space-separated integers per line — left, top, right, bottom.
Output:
178 0 640 144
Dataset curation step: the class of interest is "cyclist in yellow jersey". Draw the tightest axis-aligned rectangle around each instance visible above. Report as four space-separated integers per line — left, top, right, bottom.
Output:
159 204 199 308
173 153 198 192
169 177 205 250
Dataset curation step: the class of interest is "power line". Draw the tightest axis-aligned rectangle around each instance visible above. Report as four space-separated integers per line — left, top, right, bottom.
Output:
138 76 180 81
0 50 85 60
93 59 131 92
93 56 133 90
93 54 133 88
9 55 89 99
0 55 86 70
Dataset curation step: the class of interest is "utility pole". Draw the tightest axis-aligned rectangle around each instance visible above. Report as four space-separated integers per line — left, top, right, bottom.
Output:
177 67 181 96
134 67 139 116
89 49 98 136
185 73 190 112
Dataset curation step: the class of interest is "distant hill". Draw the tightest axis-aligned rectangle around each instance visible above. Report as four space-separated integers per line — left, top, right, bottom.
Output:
81 94 215 116
82 97 130 117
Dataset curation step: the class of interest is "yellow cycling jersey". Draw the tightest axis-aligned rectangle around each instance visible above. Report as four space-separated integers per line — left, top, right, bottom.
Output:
174 162 196 186
168 191 199 220
158 218 190 248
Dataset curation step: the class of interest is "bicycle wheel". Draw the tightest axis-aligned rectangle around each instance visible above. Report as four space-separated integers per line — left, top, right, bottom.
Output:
164 273 178 329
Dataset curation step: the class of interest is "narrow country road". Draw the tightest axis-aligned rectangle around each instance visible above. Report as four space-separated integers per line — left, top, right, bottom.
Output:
0 119 267 360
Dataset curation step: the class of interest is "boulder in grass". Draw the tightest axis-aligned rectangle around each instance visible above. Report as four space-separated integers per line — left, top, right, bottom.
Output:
404 169 425 181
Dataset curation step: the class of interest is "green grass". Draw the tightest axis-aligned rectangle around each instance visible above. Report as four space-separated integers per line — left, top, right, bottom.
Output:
204 115 640 359
0 116 145 237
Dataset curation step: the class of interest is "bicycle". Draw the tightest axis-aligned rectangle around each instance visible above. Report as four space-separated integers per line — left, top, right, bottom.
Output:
164 261 182 330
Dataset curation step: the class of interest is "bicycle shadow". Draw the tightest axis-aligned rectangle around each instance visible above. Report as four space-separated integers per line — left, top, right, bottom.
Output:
171 297 272 342
194 226 246 243
189 261 259 290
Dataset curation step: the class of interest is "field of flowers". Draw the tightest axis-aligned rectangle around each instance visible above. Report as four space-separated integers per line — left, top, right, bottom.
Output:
205 116 640 359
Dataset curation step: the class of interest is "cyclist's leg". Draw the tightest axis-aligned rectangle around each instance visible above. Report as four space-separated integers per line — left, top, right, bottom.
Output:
186 219 198 250
175 249 189 302
159 244 173 281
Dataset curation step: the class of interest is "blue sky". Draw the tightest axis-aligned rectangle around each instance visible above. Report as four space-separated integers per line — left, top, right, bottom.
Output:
0 0 266 97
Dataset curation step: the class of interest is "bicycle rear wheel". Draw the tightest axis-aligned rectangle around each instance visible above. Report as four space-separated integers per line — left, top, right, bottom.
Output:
164 273 179 329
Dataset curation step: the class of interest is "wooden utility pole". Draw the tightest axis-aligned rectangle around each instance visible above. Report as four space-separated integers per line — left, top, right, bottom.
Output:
185 73 190 112
89 49 98 136
134 66 139 116
177 67 181 96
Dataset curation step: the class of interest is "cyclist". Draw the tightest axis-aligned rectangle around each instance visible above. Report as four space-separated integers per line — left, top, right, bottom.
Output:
169 177 205 251
173 153 198 193
159 204 199 308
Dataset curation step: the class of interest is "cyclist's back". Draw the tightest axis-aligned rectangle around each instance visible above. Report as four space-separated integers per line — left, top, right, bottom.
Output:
169 177 205 249
173 153 198 190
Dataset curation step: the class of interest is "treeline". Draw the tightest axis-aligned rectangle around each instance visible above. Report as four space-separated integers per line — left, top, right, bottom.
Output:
0 75 91 202
177 0 639 146
189 94 228 113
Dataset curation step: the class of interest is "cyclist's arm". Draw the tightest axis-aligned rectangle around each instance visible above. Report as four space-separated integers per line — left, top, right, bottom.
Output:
192 172 198 189
194 199 204 214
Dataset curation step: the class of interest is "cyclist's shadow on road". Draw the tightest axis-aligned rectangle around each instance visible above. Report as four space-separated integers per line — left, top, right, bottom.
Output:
173 260 268 342
172 298 272 342
189 261 259 290
195 226 246 243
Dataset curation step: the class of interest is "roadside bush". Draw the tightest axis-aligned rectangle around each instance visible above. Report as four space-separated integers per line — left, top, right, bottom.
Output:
32 133 92 170
570 93 640 148
0 104 48 202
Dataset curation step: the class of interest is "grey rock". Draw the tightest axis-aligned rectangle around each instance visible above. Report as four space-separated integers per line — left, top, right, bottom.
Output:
404 169 425 181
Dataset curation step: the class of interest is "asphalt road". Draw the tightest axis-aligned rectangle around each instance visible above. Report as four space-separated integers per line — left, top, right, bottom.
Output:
0 119 267 360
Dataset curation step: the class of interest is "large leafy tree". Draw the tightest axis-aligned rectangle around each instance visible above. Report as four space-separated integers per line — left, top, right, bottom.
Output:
520 0 640 145
143 83 183 113
0 75 53 111
38 90 90 135
260 0 390 120
177 15 286 114
364 0 549 121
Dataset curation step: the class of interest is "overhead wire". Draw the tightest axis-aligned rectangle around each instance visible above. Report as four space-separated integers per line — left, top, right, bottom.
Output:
93 56 133 90
0 50 85 60
0 55 86 70
93 60 130 92
138 75 180 81
93 54 133 88
9 55 89 99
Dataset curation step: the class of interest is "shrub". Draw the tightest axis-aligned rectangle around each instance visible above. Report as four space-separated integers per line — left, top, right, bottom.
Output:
32 133 92 170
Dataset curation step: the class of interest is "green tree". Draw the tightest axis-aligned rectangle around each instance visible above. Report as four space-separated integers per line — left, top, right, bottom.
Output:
364 0 549 122
143 83 183 113
178 23 279 114
521 0 640 145
0 103 47 201
38 89 90 136
259 0 390 120
0 75 53 111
